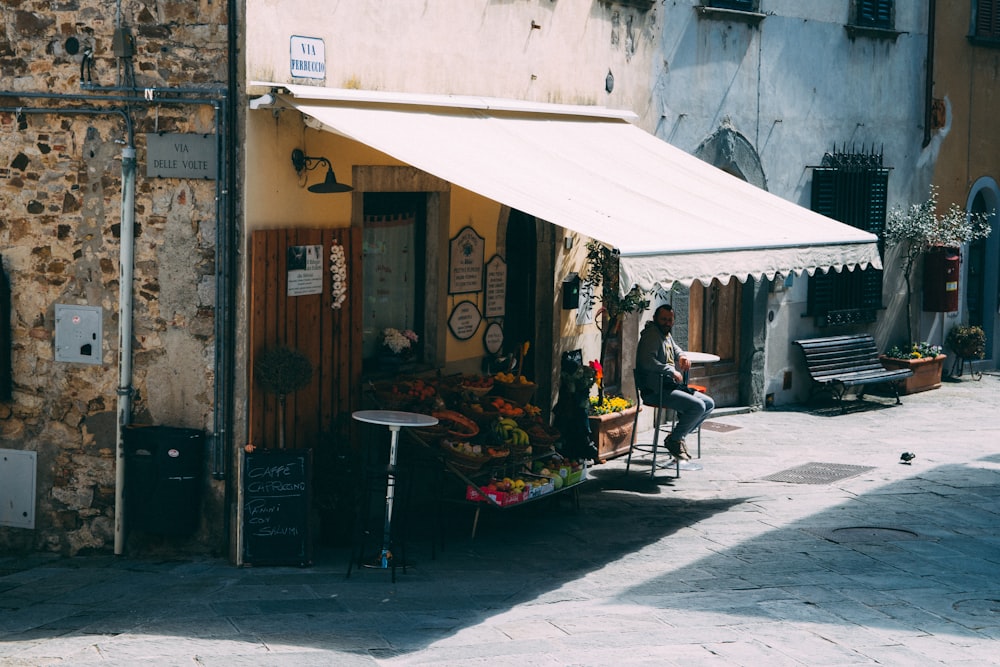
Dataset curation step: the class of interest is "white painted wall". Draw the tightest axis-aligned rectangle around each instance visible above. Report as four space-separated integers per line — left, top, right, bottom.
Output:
649 2 931 404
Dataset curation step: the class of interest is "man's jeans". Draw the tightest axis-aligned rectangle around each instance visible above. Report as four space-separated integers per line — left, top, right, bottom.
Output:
642 387 714 442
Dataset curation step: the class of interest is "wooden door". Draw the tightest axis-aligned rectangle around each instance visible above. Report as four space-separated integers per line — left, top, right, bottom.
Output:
688 278 741 407
248 227 363 451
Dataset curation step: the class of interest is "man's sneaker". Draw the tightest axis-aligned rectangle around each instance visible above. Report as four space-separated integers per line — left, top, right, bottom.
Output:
665 438 691 461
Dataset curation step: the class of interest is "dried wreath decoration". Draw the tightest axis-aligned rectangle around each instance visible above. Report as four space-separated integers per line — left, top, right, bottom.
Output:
329 240 347 309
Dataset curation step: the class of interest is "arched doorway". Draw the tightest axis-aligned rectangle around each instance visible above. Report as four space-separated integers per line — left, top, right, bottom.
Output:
691 125 768 407
966 177 1000 362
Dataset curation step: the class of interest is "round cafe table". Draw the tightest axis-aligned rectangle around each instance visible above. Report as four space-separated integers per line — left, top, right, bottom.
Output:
351 410 438 573
683 350 721 365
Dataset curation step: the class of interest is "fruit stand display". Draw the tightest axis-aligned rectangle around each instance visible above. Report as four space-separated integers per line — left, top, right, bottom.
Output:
365 372 589 537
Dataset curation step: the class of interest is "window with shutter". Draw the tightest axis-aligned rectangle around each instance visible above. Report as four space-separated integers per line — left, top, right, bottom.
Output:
708 0 757 11
975 0 1000 40
856 0 893 29
806 150 888 326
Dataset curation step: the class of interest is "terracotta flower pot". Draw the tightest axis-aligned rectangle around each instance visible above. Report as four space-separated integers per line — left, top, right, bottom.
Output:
588 405 638 460
879 354 946 395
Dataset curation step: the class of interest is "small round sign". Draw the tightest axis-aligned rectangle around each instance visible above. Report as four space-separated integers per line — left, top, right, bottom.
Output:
484 322 503 354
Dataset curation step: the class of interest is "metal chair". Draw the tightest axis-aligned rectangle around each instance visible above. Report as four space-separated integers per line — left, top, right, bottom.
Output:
626 369 680 479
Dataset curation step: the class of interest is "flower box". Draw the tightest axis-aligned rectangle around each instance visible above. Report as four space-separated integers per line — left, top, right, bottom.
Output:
588 405 638 460
879 354 946 395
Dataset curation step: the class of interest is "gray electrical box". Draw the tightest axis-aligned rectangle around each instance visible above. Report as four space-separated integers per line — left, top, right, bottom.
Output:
54 304 103 364
0 449 36 529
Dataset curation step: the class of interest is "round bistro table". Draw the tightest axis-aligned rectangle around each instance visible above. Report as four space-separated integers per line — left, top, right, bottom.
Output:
351 410 438 572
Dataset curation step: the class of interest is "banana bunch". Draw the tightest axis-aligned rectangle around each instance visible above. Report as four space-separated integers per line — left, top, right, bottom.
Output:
494 418 530 446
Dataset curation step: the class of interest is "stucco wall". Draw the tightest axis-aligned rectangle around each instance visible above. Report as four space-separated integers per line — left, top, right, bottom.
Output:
650 2 931 404
246 0 661 129
1 1 227 555
931 5 1000 363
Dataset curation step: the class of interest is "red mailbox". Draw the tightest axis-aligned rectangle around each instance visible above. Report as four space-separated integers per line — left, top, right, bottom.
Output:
923 247 960 312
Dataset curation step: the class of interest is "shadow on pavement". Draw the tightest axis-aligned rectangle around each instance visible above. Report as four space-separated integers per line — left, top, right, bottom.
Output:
617 458 1000 638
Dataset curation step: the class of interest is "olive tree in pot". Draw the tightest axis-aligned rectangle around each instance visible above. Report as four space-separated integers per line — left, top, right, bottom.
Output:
885 186 992 347
583 241 649 401
254 345 314 449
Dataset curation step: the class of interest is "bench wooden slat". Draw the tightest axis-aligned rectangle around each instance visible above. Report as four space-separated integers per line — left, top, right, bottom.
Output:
793 333 914 411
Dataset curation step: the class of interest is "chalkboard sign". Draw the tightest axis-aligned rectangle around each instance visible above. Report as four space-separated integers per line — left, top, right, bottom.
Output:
242 449 312 566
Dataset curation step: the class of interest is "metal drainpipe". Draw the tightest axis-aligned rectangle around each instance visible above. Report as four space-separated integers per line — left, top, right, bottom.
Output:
114 143 137 555
924 0 937 148
0 86 236 486
1 92 231 554
0 103 136 554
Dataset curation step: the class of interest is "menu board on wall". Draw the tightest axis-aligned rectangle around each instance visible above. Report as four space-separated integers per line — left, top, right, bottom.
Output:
242 449 312 566
448 226 485 295
484 255 507 317
286 245 323 297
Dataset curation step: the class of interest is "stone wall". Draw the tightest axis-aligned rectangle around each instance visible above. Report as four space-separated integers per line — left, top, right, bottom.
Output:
0 1 228 555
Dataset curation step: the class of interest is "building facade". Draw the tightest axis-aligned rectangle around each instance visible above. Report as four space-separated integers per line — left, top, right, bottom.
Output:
7 0 988 559
1 1 233 555
930 1 1000 365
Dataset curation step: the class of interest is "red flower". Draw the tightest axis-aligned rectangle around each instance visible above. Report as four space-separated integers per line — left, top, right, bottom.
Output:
588 360 604 385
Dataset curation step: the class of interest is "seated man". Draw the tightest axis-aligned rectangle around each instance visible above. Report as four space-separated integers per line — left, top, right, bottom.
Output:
635 304 715 461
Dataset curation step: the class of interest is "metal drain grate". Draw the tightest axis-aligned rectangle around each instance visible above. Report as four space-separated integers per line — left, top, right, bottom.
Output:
762 462 874 484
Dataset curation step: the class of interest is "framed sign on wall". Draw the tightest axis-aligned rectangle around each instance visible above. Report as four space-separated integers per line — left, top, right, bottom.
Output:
448 226 485 295
484 255 507 317
448 301 482 340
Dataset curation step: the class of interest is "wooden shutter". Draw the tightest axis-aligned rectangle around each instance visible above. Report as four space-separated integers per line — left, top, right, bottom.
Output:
860 169 888 309
809 171 839 317
807 163 886 322
858 0 892 28
711 0 756 11
976 0 1000 38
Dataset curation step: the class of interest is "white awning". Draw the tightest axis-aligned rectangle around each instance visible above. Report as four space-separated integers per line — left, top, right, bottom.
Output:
255 82 882 290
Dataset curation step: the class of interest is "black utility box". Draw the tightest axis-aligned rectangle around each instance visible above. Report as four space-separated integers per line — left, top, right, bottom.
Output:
124 425 204 536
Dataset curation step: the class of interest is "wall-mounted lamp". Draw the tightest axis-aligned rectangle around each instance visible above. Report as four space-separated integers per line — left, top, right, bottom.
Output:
291 148 353 193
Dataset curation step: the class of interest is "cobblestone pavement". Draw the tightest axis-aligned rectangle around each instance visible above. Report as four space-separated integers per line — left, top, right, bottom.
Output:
2 373 999 666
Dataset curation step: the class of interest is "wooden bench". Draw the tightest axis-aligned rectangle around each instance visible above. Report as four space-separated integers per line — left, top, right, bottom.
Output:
793 334 914 411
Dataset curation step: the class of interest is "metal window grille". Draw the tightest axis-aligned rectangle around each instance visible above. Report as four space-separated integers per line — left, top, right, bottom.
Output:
807 147 888 325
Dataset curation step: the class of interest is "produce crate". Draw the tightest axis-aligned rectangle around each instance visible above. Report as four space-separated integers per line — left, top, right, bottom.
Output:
464 485 529 506
564 461 589 487
528 479 555 498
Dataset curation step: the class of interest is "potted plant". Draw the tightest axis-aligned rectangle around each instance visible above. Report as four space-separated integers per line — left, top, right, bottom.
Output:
254 345 314 449
945 324 986 377
586 360 638 461
946 324 986 360
583 241 649 398
884 186 991 347
879 341 946 395
378 327 419 371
